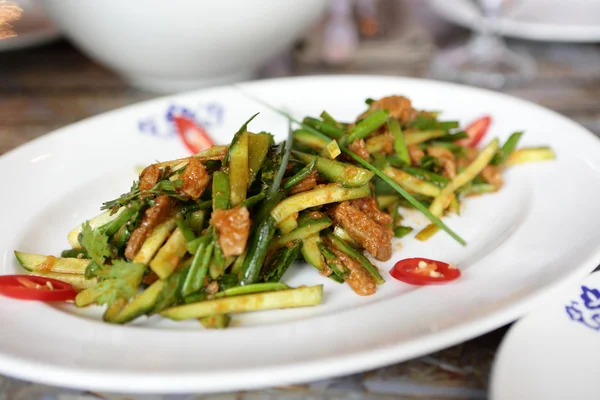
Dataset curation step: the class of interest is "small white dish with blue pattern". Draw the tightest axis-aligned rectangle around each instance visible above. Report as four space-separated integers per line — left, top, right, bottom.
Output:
491 271 600 400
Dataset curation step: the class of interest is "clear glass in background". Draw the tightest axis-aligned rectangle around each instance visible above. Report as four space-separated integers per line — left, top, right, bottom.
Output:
429 0 536 88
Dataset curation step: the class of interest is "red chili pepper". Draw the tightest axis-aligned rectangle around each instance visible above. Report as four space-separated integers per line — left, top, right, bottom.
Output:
389 258 460 285
0 275 77 301
458 115 491 148
173 115 214 154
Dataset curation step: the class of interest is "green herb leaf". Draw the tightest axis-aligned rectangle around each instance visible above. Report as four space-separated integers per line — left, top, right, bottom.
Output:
80 221 112 267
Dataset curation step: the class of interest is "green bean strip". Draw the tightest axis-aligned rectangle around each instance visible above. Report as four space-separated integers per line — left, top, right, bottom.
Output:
320 110 343 129
240 192 266 208
186 210 206 234
212 282 289 298
97 202 142 237
399 165 450 188
492 131 524 166
326 232 384 285
394 226 413 238
434 131 468 142
438 121 460 130
235 87 466 246
176 219 196 242
212 171 230 210
389 118 410 164
318 242 349 279
223 112 259 166
180 200 212 215
345 109 388 143
283 159 316 189
181 235 211 297
303 116 345 139
264 242 302 282
240 122 294 285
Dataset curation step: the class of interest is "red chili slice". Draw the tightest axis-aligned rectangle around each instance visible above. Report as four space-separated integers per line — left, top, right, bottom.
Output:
0 275 77 301
173 115 214 154
458 115 491 148
389 258 460 285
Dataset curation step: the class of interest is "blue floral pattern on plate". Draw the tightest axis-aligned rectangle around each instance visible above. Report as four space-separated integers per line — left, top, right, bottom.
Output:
565 285 600 331
138 102 224 139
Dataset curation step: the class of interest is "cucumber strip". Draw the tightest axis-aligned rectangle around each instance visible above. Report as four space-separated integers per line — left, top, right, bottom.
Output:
199 314 231 329
271 183 371 225
301 235 324 271
113 280 166 324
133 218 178 265
506 147 555 166
149 227 188 279
293 129 330 150
332 226 360 247
278 214 299 234
383 166 441 197
27 271 97 291
403 130 446 146
229 130 249 206
15 251 89 274
247 132 274 187
293 151 374 187
430 139 499 217
68 208 124 249
272 216 332 250
161 285 323 320
415 223 440 241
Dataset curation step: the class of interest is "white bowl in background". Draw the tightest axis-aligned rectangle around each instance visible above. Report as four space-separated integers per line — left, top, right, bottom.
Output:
40 0 329 92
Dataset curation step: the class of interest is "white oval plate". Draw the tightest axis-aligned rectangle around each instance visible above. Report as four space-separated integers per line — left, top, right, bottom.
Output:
491 271 600 400
429 0 600 43
1 76 600 394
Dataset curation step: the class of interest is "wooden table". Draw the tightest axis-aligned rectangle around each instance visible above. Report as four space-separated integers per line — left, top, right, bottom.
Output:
1 2 599 399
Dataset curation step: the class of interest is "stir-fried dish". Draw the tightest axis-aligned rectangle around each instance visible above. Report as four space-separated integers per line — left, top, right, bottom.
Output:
5 95 555 328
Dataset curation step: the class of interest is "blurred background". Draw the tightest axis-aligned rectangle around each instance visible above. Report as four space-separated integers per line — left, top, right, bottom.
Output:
1 0 600 398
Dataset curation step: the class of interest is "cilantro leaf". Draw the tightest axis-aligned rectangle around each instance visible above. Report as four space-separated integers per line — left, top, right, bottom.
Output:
93 261 146 306
80 221 112 267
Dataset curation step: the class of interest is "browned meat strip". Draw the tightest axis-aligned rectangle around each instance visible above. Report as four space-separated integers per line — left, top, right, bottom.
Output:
139 164 160 191
351 197 393 226
125 195 175 260
427 146 456 178
348 138 370 160
210 206 251 257
328 245 376 296
331 201 392 261
179 156 210 199
289 170 318 195
481 165 503 189
367 95 417 124
408 145 424 165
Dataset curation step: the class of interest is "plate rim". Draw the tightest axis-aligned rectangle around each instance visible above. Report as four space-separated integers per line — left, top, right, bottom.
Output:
1 74 600 394
428 0 600 43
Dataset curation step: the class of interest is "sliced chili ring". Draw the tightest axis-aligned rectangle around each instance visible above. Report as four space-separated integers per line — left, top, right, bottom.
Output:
389 258 460 285
0 275 77 301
